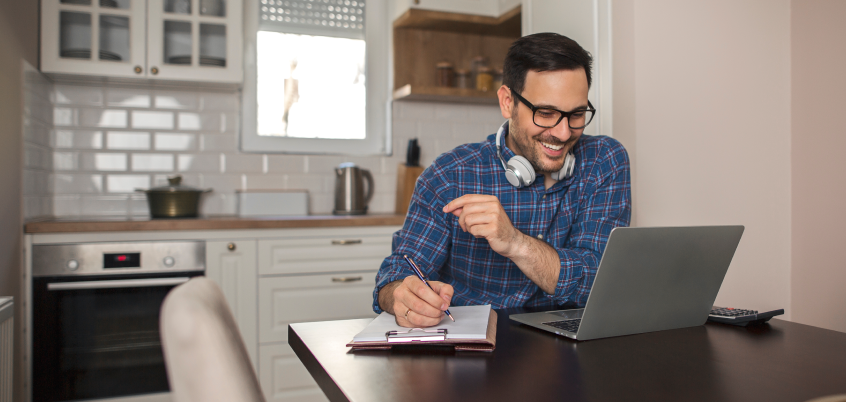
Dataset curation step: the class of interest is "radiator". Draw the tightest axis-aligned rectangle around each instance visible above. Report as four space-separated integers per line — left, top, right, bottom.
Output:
0 298 12 402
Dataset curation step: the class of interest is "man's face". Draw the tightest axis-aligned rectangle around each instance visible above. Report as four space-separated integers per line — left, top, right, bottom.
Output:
500 69 590 175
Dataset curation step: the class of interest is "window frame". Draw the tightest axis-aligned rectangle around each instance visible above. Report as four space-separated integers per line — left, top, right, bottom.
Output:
241 0 391 155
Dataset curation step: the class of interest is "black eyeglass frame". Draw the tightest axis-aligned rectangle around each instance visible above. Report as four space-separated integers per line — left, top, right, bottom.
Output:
510 89 597 130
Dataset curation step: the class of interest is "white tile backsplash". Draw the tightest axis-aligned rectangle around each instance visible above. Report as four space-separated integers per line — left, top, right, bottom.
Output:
26 78 504 218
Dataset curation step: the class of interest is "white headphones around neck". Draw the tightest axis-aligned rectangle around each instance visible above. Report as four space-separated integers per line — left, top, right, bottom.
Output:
495 121 576 188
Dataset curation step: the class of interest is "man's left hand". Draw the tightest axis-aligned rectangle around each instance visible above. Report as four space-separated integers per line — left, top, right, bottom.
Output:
443 194 522 258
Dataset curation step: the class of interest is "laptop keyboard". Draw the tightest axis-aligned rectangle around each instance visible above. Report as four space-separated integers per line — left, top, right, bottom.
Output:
542 319 581 333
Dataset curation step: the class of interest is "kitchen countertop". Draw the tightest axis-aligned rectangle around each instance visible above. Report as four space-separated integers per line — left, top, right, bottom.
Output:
24 214 406 234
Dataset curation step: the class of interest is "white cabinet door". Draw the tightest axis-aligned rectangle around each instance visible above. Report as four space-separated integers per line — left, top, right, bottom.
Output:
206 239 258 368
41 0 148 78
258 235 392 276
259 272 378 343
259 343 328 402
522 0 612 137
147 0 243 83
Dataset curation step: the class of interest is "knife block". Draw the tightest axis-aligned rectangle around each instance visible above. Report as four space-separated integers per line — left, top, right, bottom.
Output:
395 164 425 215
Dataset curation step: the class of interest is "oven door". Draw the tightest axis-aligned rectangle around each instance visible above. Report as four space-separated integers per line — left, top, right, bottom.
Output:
33 271 203 402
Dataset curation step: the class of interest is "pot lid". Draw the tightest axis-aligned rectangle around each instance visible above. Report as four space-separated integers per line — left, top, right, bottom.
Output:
145 175 207 193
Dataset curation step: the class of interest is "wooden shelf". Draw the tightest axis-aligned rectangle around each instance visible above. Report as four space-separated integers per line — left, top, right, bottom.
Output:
393 6 521 37
392 6 521 105
393 84 499 104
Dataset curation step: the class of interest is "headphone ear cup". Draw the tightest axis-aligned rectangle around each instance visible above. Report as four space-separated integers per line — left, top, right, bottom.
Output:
506 155 536 188
551 153 576 181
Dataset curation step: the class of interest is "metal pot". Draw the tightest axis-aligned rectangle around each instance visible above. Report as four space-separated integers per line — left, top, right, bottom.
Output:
136 175 211 218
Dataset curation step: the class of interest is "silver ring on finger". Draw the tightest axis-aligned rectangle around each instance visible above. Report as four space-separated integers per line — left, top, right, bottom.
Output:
405 308 411 319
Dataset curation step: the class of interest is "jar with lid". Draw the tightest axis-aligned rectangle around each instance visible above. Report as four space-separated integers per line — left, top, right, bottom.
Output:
470 56 489 75
455 69 472 89
493 68 504 90
476 66 494 91
435 62 454 87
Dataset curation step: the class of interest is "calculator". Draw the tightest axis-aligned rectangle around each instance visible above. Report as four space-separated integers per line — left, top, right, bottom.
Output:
708 306 784 326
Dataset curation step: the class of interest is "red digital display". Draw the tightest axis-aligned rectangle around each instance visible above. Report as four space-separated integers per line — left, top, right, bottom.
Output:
104 252 140 268
117 255 127 262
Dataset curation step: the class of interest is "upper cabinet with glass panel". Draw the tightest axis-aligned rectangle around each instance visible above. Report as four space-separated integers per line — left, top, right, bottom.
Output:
40 0 243 84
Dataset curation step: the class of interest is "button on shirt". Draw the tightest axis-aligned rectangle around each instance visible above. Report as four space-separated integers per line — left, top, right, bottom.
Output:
373 133 631 312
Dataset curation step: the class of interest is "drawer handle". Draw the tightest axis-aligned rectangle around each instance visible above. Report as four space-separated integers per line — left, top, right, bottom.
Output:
332 276 363 283
332 239 362 245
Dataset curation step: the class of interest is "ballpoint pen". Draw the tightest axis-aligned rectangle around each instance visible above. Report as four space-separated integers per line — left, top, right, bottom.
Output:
403 255 455 322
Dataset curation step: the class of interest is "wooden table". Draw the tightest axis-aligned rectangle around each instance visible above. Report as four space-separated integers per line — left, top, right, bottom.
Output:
288 308 846 402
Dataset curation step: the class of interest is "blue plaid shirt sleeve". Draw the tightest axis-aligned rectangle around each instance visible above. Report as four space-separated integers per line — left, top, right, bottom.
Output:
372 161 455 313
550 140 631 306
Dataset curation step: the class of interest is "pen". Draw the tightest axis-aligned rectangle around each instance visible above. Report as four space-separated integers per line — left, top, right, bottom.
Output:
403 255 455 322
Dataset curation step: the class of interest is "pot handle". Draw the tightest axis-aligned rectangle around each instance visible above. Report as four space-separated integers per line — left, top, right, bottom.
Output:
361 169 374 207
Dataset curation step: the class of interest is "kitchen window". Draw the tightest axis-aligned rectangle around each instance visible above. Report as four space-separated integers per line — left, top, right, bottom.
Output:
242 0 390 155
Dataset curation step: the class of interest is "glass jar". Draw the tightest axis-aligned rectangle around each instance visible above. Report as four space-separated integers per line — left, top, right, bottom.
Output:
455 69 472 89
476 66 494 91
435 62 454 87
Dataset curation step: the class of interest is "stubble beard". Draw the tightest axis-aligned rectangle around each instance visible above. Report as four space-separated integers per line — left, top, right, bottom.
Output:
509 113 576 175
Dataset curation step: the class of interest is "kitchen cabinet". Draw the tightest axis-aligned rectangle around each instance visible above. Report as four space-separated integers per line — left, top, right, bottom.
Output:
259 343 327 402
392 0 521 19
41 0 243 84
205 239 258 369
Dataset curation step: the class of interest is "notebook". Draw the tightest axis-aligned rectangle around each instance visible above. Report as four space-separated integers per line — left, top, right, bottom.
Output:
347 305 497 351
510 226 745 341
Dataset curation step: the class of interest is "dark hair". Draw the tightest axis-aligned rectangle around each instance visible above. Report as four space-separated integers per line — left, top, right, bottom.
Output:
502 32 593 95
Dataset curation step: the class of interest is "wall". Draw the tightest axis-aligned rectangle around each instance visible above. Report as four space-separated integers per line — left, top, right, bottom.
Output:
0 1 38 400
790 0 846 333
614 0 792 314
37 80 503 217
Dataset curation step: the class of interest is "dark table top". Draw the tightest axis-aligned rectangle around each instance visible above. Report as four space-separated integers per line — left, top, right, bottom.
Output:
288 308 846 402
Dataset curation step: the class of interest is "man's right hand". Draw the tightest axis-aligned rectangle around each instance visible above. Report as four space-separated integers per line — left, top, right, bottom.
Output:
378 276 454 328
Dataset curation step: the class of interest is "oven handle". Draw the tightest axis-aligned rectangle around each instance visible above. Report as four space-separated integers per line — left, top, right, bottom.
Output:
47 277 192 291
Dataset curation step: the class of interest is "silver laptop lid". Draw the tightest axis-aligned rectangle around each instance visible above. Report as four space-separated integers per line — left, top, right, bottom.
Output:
573 225 744 340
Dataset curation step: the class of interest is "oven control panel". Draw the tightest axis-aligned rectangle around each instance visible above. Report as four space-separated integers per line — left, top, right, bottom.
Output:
32 241 205 277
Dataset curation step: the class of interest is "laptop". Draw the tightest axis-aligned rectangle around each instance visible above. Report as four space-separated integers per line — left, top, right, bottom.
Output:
510 226 744 341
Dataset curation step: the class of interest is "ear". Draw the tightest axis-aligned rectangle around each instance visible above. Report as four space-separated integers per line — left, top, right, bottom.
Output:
497 85 514 119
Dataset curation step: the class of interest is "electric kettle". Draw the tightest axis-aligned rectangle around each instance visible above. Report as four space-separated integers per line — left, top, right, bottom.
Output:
333 163 374 215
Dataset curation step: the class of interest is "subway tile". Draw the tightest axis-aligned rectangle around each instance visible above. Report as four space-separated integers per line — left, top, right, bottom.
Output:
244 175 287 190
340 156 382 174
434 103 470 121
80 109 128 128
107 131 151 150
398 101 435 120
23 170 50 196
54 84 103 106
310 193 333 215
54 107 77 126
106 88 152 108
178 112 219 131
155 133 196 151
53 195 82 216
199 174 242 193
200 133 237 151
178 154 220 173
381 157 399 175
391 121 417 140
24 144 51 170
452 122 492 139
24 196 53 220
106 174 150 193
221 113 238 132
418 121 453 139
24 121 52 147
435 137 473 156
52 130 74 148
306 155 346 174
53 173 104 194
266 155 305 174
154 91 199 109
371 173 395 196
200 193 237 215
200 92 239 111
132 154 175 172
79 153 128 172
367 193 395 214
222 154 263 173
53 130 104 149
52 151 77 171
80 194 130 216
286 174 330 195
465 104 504 123
132 111 174 129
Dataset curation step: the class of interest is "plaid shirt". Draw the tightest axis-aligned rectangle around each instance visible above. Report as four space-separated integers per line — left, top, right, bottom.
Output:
373 131 631 313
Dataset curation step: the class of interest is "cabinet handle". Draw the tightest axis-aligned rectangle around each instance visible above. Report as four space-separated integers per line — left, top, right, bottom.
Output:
332 276 363 283
151 66 159 75
227 242 236 252
133 65 142 74
331 239 362 245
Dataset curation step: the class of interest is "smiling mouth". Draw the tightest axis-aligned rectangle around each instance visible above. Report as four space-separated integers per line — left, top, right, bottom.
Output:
541 142 563 151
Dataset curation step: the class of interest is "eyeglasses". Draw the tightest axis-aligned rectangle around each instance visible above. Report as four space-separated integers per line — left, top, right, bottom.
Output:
510 89 596 130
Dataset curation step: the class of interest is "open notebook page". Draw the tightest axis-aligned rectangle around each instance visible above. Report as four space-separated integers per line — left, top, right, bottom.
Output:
353 305 492 342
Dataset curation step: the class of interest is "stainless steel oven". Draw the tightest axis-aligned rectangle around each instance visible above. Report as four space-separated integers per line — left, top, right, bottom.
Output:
31 241 205 402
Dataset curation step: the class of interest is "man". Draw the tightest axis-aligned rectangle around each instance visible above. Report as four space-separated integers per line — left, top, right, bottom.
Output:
373 33 631 327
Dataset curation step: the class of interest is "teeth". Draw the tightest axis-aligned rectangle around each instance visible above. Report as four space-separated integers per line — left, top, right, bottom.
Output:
542 142 563 151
